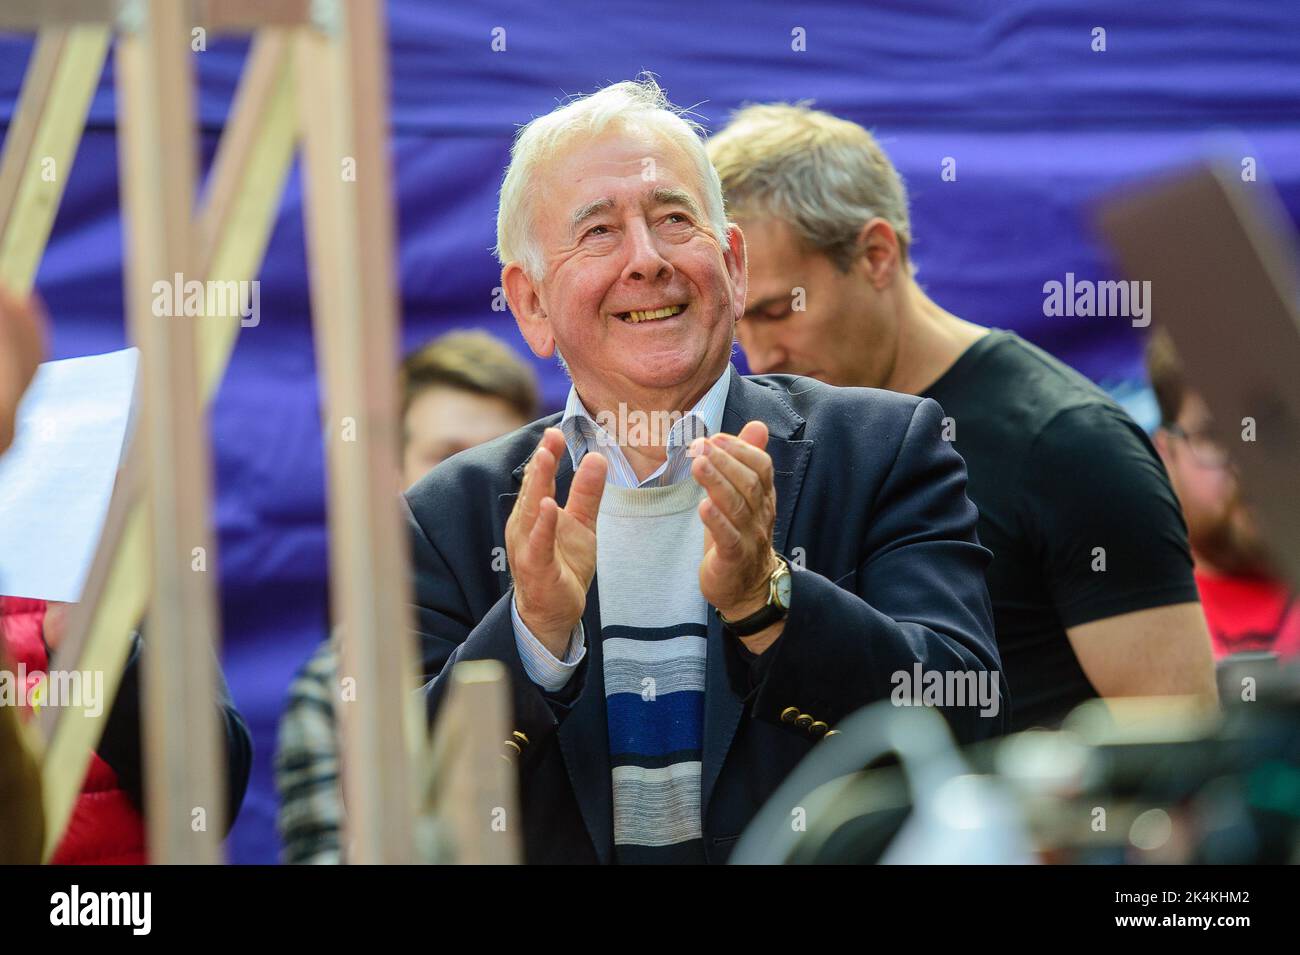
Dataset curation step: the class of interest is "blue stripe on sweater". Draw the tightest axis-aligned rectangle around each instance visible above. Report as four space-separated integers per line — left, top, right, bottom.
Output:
605 691 705 758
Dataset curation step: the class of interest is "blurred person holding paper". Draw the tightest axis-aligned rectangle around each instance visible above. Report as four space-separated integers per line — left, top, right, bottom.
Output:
0 285 253 863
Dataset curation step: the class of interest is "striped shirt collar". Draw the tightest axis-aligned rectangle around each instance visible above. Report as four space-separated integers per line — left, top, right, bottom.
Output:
559 364 732 488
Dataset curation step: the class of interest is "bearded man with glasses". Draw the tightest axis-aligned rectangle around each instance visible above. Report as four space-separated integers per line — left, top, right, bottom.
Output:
1149 330 1300 660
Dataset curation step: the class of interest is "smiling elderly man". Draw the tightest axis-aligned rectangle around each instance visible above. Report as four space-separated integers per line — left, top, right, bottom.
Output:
406 77 1004 865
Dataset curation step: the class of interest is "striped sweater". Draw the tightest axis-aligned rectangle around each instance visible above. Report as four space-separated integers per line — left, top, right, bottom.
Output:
596 479 708 864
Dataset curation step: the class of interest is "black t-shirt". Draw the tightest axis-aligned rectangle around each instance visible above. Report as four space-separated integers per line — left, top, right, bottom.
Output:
922 330 1199 730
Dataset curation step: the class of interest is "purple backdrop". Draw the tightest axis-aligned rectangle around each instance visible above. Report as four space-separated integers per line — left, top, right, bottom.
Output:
1 0 1297 862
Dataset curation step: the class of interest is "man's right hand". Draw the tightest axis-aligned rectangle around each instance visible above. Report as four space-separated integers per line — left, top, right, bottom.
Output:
506 427 606 658
0 285 46 455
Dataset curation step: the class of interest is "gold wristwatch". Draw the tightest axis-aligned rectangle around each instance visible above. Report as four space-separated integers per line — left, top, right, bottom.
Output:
716 553 792 637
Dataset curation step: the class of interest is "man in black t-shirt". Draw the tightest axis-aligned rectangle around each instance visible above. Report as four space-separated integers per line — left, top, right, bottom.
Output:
709 105 1218 730
920 332 1207 726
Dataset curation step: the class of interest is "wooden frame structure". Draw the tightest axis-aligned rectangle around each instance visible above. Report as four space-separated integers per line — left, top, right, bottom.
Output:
0 0 515 864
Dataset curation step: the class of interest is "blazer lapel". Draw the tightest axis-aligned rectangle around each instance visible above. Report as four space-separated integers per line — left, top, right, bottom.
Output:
700 373 813 822
506 449 614 864
558 581 612 863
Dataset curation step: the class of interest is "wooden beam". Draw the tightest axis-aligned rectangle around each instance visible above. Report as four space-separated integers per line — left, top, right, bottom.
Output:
193 29 298 383
294 0 421 864
37 453 146 858
419 661 520 864
0 1 120 30
37 32 298 858
0 0 311 32
0 27 109 291
115 0 224 863
194 0 313 33
0 651 44 863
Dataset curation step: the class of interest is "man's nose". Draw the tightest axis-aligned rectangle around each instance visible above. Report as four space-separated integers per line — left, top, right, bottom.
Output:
621 219 673 284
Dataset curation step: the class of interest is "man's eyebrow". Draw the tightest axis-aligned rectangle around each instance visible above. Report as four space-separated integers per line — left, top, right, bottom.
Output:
568 188 703 239
652 187 703 218
743 294 789 318
570 198 615 236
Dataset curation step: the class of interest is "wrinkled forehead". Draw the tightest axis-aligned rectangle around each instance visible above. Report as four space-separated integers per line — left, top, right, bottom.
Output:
537 124 705 225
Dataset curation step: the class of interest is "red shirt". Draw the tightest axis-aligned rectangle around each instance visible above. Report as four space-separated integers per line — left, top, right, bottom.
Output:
1194 570 1300 660
0 595 147 864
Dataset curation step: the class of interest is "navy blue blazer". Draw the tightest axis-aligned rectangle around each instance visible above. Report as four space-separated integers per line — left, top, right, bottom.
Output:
406 370 1003 863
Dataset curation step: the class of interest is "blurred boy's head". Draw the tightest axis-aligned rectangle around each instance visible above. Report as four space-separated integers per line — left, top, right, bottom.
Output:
1147 329 1272 577
399 330 539 487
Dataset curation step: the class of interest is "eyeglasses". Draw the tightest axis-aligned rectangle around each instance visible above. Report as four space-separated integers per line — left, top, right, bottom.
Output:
1163 422 1231 469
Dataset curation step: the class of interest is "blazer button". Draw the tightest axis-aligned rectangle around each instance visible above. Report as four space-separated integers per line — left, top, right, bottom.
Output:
780 707 800 724
823 729 841 739
809 721 829 738
511 730 530 748
795 713 814 730
503 739 522 757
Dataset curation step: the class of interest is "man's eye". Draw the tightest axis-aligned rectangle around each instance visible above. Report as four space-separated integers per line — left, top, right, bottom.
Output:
585 225 609 237
665 213 689 224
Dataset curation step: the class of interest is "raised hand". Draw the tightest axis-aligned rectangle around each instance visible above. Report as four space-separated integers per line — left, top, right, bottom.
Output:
0 285 46 455
506 427 607 657
691 420 782 649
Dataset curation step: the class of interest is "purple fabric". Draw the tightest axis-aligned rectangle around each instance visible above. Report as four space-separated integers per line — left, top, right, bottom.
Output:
1 0 1297 862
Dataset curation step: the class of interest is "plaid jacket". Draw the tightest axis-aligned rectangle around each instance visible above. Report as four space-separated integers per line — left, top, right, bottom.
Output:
275 639 344 864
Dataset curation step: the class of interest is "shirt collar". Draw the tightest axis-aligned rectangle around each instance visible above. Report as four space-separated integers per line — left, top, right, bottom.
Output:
559 364 732 475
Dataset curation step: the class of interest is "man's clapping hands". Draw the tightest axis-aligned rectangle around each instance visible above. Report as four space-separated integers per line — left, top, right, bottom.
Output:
505 418 784 659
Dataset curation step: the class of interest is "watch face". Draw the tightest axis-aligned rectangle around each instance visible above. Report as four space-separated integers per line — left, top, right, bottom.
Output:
774 567 792 609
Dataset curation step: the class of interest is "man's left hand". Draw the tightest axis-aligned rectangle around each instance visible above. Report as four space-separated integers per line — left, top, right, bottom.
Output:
691 420 783 653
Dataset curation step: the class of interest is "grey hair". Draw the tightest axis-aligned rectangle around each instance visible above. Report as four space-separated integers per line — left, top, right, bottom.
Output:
707 102 913 274
495 75 729 279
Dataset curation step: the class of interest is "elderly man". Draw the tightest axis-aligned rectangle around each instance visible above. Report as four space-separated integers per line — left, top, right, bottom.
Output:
707 104 1219 732
407 78 1003 865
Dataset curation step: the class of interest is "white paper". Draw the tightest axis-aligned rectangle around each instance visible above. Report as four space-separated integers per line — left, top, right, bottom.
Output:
0 348 139 602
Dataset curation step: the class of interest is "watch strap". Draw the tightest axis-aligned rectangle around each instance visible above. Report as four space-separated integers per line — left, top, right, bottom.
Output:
716 555 791 637
716 601 786 637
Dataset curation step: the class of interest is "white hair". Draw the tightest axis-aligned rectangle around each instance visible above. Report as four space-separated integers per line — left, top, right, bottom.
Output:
495 75 729 279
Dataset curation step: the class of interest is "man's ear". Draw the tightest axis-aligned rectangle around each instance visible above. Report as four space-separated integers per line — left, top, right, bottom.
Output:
855 218 901 291
502 263 554 358
724 223 748 323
